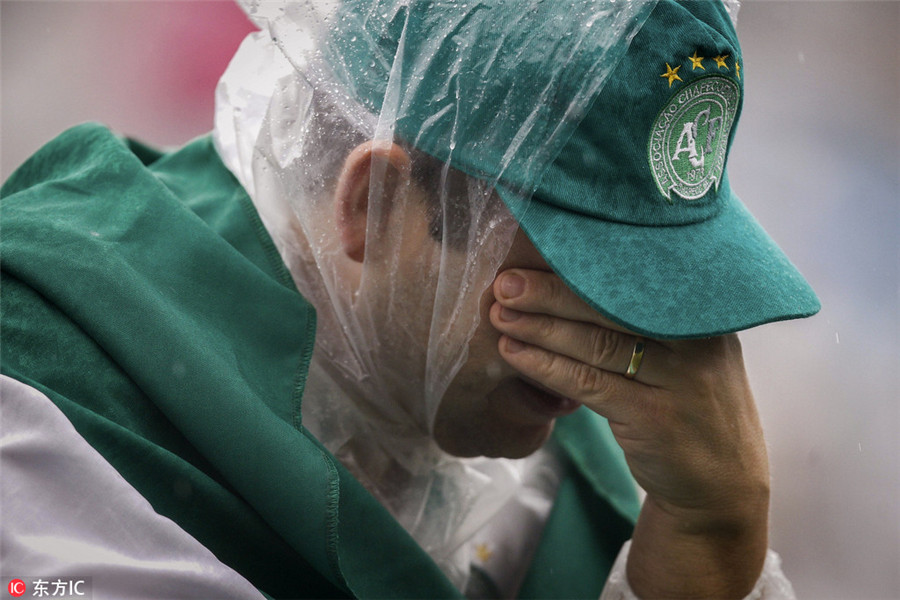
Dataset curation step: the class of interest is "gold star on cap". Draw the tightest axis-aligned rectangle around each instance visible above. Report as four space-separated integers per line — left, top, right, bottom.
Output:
475 543 493 563
735 61 741 79
688 51 705 70
660 63 682 87
713 54 730 69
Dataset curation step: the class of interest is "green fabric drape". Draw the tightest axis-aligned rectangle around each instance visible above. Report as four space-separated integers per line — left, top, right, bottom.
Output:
2 124 638 599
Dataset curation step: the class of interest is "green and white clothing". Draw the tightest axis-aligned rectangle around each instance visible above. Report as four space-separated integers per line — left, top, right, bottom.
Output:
1 124 636 598
1 124 794 599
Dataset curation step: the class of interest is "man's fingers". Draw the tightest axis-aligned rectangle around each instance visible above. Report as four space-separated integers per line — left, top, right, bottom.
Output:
489 302 647 376
491 267 680 390
493 268 631 333
498 334 640 422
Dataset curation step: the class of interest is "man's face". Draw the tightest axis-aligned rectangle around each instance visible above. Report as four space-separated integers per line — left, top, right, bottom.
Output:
432 228 582 459
329 143 580 458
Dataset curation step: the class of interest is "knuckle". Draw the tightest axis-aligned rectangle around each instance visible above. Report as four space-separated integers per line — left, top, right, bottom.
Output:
531 351 572 391
573 361 600 390
532 348 561 380
587 327 627 368
535 313 557 341
570 361 612 397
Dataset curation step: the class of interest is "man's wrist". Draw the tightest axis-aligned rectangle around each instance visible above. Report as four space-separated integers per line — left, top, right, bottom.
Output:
626 492 770 599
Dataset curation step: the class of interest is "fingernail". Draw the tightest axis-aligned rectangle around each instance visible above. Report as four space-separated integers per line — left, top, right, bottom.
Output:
500 273 525 299
506 337 527 353
499 307 521 322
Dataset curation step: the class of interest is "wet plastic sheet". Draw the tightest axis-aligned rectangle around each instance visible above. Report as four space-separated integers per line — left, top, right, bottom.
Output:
215 0 657 586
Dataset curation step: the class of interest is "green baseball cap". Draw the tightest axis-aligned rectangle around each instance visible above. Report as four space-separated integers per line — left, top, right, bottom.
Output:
502 0 822 338
268 0 820 339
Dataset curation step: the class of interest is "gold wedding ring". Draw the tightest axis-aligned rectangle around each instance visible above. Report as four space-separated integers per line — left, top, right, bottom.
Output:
624 338 645 380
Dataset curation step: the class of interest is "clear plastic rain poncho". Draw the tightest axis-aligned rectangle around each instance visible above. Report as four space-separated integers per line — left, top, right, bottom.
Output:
214 0 658 587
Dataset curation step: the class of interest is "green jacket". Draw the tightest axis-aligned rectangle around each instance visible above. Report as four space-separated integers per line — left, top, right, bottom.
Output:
1 123 639 599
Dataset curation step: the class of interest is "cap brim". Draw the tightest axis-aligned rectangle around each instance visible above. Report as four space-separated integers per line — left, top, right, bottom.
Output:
498 187 821 340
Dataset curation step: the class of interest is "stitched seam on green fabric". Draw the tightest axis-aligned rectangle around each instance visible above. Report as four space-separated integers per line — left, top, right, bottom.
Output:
232 186 298 293
319 448 350 592
208 135 297 294
291 312 318 430
226 174 318 431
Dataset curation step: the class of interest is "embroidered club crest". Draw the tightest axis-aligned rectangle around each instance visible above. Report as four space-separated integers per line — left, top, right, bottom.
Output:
648 75 740 201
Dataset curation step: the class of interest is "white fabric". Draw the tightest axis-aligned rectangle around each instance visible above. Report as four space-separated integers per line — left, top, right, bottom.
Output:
0 375 266 600
466 444 564 598
599 540 798 600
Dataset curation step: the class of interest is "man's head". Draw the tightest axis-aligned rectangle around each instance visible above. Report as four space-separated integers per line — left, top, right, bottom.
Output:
219 0 819 458
328 138 571 457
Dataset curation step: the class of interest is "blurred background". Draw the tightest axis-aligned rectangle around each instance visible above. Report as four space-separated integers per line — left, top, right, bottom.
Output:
2 1 898 598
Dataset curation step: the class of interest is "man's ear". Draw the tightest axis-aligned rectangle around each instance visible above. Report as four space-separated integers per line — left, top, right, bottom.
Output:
334 141 412 263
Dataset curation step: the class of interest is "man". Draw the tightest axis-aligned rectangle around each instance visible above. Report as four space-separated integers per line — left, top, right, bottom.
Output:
1 0 818 598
